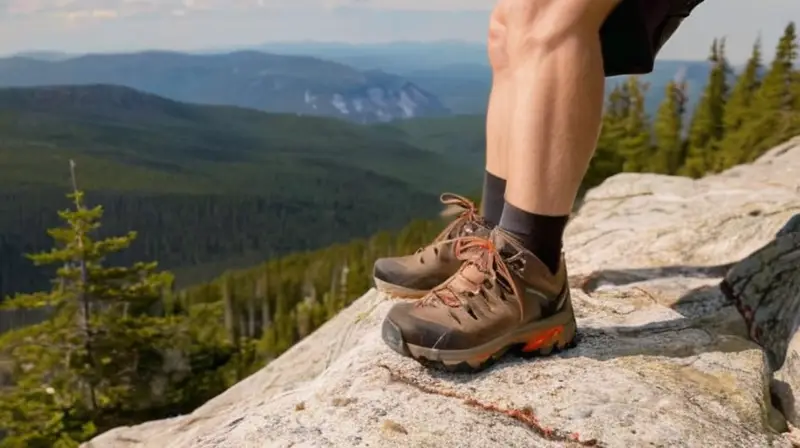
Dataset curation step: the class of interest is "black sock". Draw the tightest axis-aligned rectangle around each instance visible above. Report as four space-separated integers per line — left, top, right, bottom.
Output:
498 202 569 275
480 171 506 227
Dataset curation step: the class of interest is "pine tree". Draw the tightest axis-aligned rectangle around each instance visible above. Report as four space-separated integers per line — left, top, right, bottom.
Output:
617 76 654 172
585 84 628 188
586 76 653 185
763 22 798 110
652 80 688 174
682 38 731 177
735 22 799 161
716 38 763 168
221 274 238 345
0 161 175 446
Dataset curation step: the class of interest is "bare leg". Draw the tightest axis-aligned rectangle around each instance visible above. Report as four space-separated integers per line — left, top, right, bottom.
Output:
501 0 621 215
480 13 513 226
485 13 512 181
491 0 622 272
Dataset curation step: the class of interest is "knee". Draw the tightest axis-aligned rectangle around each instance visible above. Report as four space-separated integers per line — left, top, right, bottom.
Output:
487 11 510 73
493 0 618 58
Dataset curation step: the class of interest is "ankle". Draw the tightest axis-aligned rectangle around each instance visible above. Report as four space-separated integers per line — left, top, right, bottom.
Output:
480 171 506 227
498 202 568 275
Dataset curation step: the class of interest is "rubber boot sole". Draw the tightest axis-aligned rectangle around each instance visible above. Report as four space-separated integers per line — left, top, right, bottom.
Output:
374 277 429 299
381 306 577 373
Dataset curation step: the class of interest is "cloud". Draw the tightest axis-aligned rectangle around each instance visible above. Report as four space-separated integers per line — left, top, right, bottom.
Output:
323 0 491 11
7 0 49 15
65 8 118 20
3 0 492 20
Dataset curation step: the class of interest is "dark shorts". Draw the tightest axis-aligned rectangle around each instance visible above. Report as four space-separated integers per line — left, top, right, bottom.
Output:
600 0 704 76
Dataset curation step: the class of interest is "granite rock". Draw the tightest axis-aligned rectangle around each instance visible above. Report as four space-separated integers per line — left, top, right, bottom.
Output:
85 136 800 448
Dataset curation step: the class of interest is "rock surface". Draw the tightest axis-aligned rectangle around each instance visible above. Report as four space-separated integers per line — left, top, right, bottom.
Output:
723 221 800 427
85 137 800 448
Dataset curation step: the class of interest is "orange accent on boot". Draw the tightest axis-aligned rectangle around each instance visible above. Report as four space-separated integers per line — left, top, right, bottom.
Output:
521 326 564 353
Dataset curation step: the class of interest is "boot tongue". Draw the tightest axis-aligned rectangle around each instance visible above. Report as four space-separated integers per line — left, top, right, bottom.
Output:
444 237 495 296
455 231 515 288
459 262 485 284
432 260 484 306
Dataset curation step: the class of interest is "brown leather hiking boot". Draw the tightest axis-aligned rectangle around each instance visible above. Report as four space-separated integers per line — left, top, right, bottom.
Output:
381 227 576 372
372 193 490 299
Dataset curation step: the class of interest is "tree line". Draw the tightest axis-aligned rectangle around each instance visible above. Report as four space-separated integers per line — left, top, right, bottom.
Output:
0 23 798 447
0 180 440 298
587 22 799 187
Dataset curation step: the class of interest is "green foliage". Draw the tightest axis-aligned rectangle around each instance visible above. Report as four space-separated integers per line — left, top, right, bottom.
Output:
681 39 731 177
0 187 448 445
732 23 800 161
0 164 232 447
716 39 764 167
587 84 627 188
652 80 688 174
617 77 654 172
595 23 799 181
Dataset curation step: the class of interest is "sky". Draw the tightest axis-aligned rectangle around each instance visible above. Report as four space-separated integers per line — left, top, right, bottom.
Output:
2 0 798 63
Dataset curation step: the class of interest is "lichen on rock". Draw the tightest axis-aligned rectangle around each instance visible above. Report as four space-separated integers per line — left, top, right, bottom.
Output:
83 137 800 448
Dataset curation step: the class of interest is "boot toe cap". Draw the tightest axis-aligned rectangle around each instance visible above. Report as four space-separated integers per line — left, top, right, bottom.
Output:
384 302 473 351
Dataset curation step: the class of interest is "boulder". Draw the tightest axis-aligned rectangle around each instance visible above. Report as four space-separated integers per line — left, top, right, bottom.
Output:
722 222 800 428
84 137 800 448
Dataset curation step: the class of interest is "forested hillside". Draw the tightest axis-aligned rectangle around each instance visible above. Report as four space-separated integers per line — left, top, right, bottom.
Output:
1 23 798 448
0 85 479 296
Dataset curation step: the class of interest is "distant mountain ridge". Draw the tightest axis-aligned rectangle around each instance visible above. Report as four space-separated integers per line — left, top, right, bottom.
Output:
5 42 725 118
0 51 450 123
0 83 472 193
253 41 717 115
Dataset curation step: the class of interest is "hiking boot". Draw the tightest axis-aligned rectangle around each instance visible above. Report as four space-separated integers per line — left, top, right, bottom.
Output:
373 193 490 299
381 227 576 372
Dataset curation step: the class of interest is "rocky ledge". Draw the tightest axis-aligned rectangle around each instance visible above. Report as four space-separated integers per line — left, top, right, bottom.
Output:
85 137 800 448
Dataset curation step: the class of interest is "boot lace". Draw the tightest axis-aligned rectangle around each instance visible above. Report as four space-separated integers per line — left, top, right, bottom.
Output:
419 235 525 317
413 193 484 255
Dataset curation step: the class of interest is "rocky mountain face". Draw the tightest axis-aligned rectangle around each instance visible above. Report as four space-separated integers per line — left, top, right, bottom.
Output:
0 51 450 123
84 137 800 447
300 70 448 123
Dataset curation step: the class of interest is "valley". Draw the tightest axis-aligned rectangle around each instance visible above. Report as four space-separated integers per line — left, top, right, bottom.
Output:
0 84 481 296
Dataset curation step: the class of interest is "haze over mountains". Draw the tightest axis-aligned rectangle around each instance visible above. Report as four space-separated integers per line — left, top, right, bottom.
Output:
0 51 449 124
7 41 713 118
256 41 716 114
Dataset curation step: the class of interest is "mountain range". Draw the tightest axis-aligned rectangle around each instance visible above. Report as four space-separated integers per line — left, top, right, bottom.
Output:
8 41 714 118
0 51 450 124
254 41 715 115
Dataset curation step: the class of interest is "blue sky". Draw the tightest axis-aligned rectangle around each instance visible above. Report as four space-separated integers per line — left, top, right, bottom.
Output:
2 0 798 63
